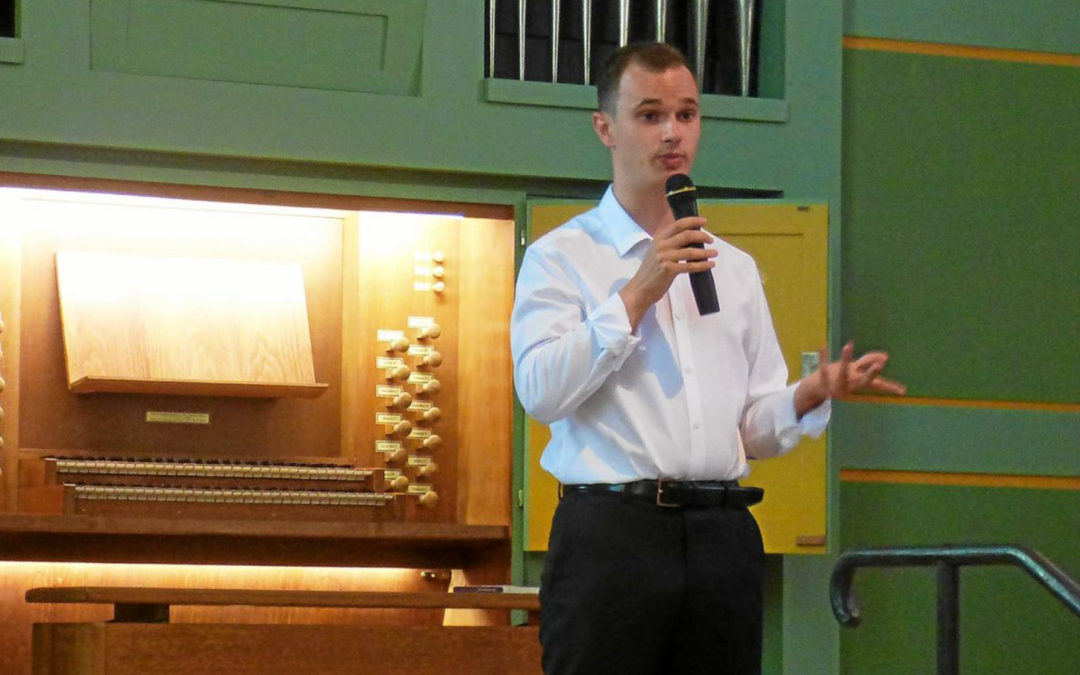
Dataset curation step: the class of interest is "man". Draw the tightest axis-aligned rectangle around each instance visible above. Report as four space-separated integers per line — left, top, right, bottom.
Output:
510 43 904 675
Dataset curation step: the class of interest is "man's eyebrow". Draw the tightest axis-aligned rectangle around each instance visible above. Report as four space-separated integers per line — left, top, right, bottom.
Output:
631 97 700 110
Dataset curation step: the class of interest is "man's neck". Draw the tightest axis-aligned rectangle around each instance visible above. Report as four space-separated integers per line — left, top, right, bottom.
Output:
612 180 672 237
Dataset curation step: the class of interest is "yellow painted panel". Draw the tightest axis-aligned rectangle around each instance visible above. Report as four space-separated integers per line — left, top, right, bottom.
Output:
523 202 828 554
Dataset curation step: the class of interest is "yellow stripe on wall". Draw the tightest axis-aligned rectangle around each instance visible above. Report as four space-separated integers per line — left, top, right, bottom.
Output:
842 469 1080 491
843 36 1080 68
844 394 1080 414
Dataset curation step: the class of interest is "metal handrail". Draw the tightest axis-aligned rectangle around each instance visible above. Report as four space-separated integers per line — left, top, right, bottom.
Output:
830 545 1080 675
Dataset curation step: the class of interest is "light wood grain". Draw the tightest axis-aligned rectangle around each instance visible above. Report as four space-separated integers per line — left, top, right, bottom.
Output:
26 587 539 612
456 218 515 527
0 197 22 512
33 623 542 675
56 251 325 396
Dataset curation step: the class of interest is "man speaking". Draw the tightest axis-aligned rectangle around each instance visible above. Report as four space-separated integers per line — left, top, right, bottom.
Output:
510 43 904 675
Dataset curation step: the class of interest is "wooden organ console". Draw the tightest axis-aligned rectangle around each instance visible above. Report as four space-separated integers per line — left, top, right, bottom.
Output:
0 186 524 675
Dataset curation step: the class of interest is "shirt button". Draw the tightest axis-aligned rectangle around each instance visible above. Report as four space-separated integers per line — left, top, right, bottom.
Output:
674 311 682 321
693 422 701 430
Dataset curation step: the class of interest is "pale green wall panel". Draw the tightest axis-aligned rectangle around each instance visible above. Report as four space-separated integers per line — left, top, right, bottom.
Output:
90 0 425 95
844 0 1080 54
834 400 1080 476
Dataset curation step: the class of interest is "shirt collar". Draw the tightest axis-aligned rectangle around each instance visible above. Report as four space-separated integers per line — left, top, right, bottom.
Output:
596 185 651 257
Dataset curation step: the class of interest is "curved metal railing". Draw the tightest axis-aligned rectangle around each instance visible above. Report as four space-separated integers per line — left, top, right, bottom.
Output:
830 545 1080 675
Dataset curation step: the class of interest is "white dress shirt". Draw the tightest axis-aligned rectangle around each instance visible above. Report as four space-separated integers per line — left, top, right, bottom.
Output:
511 186 829 485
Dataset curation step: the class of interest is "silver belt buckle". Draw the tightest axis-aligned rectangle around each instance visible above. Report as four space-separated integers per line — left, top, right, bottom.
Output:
655 477 681 508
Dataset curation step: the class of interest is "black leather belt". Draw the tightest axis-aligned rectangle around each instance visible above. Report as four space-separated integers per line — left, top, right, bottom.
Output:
563 479 763 509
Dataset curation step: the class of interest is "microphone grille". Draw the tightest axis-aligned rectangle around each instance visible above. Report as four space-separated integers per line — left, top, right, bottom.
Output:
664 173 695 199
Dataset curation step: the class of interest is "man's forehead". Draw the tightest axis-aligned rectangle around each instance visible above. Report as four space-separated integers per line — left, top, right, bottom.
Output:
617 64 698 107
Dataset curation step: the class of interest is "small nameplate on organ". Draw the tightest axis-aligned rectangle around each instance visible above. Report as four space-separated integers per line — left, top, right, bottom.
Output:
408 483 433 495
376 440 403 454
408 400 433 411
376 413 402 425
413 281 432 292
146 411 210 425
407 345 434 356
413 251 433 262
414 265 432 276
376 329 405 342
384 469 402 480
407 316 435 328
408 372 433 384
408 428 432 440
376 385 403 398
376 357 405 369
407 455 432 467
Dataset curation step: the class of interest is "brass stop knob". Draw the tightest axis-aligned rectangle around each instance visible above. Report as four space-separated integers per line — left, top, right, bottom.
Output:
423 352 443 368
390 475 410 491
388 365 411 381
418 323 441 340
391 420 413 437
431 281 446 294
391 392 413 409
418 462 438 478
422 435 442 451
422 407 442 424
421 379 441 396
418 491 439 507
386 337 410 353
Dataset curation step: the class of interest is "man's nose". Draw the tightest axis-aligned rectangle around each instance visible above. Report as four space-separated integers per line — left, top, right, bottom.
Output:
661 115 681 142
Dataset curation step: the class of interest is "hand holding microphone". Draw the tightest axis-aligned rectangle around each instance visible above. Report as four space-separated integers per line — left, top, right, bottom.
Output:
617 174 719 330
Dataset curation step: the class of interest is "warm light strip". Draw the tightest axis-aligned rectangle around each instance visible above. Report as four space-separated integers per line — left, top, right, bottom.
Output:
843 36 1080 68
844 394 1079 414
841 469 1080 491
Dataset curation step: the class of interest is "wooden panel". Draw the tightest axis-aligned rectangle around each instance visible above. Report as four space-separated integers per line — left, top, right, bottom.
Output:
89 0 427 95
0 192 21 511
456 218 515 526
14 191 344 462
56 251 323 395
33 623 542 675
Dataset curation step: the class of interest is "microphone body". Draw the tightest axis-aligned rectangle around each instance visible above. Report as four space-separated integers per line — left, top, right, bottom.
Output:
665 174 720 316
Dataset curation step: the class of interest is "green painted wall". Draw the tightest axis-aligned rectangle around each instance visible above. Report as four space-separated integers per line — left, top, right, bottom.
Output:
841 482 1080 674
844 0 1080 55
839 1 1080 672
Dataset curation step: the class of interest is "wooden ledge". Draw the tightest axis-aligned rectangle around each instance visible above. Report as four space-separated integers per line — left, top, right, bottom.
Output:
0 515 509 568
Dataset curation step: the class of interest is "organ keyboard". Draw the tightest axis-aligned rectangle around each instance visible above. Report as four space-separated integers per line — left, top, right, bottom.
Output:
18 455 406 521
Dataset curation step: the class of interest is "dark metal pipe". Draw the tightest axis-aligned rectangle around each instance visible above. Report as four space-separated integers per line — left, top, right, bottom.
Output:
936 563 960 675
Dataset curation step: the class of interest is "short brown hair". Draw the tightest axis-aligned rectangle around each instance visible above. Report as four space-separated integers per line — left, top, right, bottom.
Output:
596 42 694 114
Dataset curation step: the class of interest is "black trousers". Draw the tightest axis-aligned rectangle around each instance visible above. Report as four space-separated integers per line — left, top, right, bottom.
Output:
539 489 765 675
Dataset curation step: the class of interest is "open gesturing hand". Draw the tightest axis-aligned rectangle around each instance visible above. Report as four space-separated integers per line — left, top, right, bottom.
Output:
794 342 906 417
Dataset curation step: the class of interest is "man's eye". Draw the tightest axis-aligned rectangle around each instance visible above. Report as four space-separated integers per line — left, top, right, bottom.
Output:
678 110 698 122
640 112 659 122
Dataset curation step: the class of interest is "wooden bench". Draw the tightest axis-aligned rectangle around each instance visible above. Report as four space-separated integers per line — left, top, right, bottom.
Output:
28 587 542 675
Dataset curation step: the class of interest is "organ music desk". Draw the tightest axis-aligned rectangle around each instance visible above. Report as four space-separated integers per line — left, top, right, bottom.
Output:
27 587 542 675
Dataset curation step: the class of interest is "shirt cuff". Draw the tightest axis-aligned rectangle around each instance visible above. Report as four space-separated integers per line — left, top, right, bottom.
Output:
775 382 832 449
587 293 641 370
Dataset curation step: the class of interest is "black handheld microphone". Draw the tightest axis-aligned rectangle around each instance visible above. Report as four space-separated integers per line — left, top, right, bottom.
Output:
665 174 719 316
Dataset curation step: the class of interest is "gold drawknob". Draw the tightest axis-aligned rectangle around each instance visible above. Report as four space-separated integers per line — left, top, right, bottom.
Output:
422 434 442 451
388 365 411 381
0 376 5 393
0 315 5 333
431 265 445 279
418 462 438 478
391 420 413 437
422 407 442 424
432 281 446 294
431 250 445 264
391 392 413 409
423 351 443 368
0 406 4 422
389 446 409 463
422 379 441 396
418 323 441 340
386 337 410 353
390 475 410 491
418 491 439 507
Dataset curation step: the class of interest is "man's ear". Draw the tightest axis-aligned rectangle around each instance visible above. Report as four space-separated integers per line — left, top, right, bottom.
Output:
592 111 615 149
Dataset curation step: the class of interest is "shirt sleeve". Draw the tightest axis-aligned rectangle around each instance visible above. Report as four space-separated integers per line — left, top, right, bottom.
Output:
511 243 641 425
738 264 832 459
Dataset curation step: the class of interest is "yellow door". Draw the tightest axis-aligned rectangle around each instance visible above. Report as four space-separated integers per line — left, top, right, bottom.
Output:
523 201 828 555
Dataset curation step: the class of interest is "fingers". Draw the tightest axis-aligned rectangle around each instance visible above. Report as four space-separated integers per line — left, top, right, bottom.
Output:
837 342 853 395
866 376 907 396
